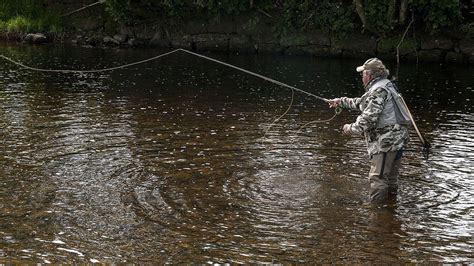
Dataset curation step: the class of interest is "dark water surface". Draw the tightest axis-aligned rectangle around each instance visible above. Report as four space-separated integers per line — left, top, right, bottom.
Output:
0 44 472 263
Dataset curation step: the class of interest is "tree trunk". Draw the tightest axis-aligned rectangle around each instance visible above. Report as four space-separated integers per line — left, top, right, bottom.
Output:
399 0 408 26
354 0 367 26
387 0 397 25
353 0 378 34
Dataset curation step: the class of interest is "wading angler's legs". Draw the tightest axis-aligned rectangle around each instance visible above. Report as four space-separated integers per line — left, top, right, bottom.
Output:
369 151 402 203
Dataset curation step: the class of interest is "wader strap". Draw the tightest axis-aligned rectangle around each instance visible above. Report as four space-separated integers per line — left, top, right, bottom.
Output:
380 152 387 177
395 149 403 160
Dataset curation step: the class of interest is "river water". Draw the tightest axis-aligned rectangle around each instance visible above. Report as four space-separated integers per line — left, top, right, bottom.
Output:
0 44 472 263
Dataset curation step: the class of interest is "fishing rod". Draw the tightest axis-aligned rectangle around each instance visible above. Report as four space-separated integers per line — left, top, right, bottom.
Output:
176 49 329 103
1 48 339 139
170 49 337 137
0 48 329 103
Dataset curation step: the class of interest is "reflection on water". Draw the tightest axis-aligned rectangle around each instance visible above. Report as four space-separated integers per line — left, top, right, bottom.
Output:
0 44 473 263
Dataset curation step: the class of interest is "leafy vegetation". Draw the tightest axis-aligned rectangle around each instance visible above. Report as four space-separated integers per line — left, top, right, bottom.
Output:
0 0 471 39
275 1 355 37
0 0 63 35
410 0 463 33
103 0 471 37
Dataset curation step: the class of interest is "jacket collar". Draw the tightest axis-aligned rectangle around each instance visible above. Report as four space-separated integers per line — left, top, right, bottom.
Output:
364 77 383 91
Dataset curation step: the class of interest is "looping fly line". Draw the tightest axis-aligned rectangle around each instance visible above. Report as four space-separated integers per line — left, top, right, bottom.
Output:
0 48 340 138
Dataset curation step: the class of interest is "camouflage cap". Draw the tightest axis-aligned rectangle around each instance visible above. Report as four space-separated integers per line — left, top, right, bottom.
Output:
356 58 386 72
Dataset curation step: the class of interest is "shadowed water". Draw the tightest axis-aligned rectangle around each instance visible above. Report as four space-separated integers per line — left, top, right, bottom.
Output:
0 44 472 263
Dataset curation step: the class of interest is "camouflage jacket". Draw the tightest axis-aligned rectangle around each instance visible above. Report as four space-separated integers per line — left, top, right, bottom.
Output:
340 78 409 156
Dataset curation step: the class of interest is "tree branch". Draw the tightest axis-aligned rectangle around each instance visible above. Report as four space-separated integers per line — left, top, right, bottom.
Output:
396 14 414 65
61 0 106 17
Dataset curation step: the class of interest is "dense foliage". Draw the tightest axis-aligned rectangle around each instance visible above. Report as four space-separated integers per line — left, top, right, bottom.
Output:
104 0 472 36
0 0 471 38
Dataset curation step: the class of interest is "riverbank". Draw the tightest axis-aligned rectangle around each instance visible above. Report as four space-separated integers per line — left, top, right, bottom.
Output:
1 2 473 65
3 28 473 66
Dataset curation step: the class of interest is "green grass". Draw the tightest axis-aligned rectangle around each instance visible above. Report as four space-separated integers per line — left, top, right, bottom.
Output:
0 1 63 35
5 16 30 32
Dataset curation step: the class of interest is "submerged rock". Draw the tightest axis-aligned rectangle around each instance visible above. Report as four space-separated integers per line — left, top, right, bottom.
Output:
103 36 120 46
24 33 47 44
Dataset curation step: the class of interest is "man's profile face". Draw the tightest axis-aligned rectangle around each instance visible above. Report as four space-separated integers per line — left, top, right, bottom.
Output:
362 70 371 87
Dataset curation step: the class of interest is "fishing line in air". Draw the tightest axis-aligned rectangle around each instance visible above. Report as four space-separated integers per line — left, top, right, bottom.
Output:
0 48 340 139
0 49 181 73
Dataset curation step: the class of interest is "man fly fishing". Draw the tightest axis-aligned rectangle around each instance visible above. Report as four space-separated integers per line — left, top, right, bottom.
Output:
328 58 411 203
0 51 425 204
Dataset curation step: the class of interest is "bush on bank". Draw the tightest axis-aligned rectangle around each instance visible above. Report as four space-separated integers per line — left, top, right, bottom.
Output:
0 0 63 39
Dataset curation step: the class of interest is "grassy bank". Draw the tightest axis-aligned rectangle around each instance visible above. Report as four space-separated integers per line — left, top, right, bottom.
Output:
0 0 63 40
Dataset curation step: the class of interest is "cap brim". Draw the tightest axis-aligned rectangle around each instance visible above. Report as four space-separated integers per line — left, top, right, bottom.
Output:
356 66 365 72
